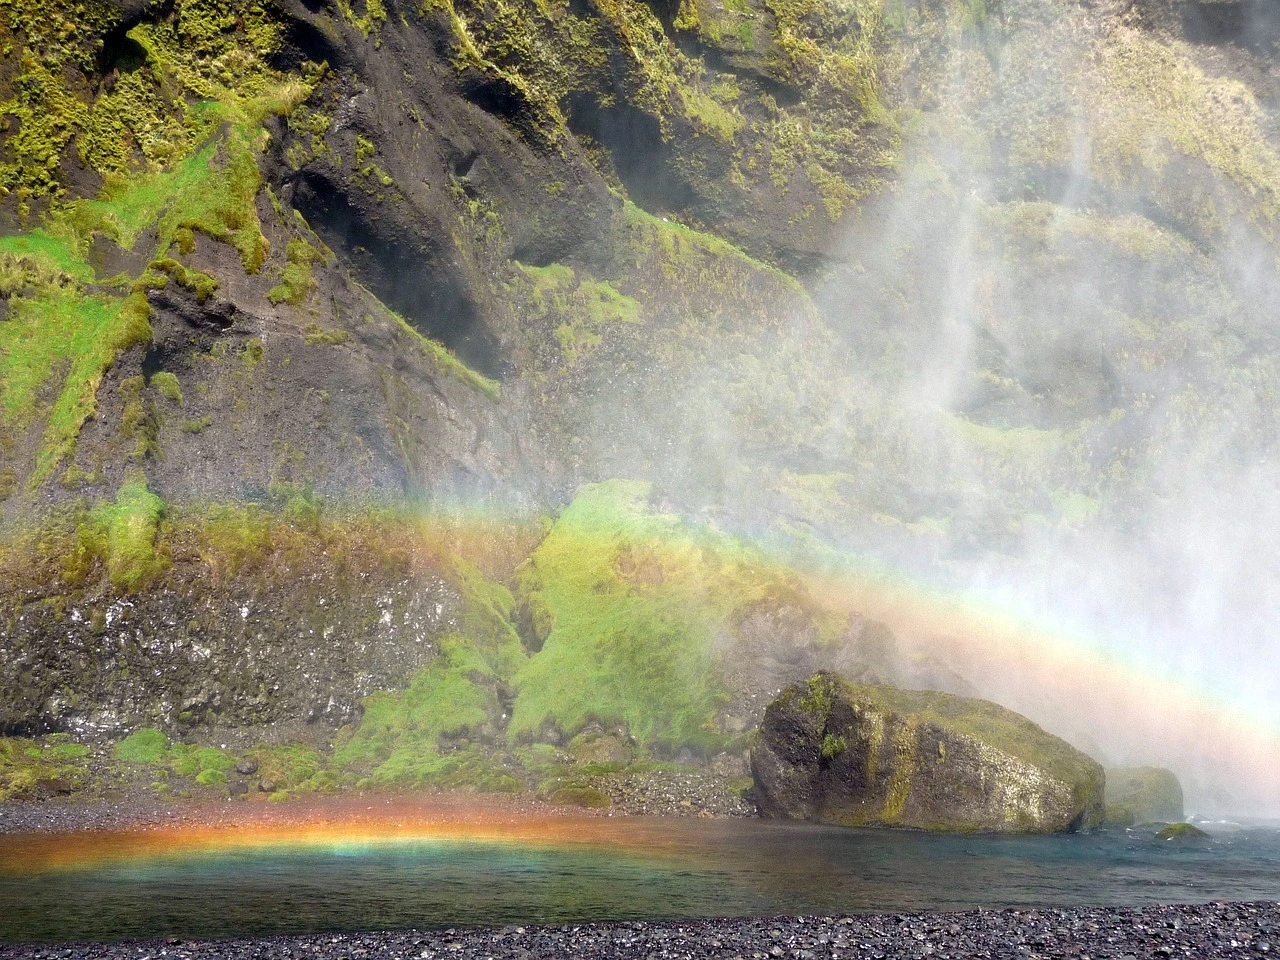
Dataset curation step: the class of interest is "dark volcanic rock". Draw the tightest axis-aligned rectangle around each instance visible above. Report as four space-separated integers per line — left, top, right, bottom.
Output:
1 902 1277 960
751 672 1105 833
0 541 461 737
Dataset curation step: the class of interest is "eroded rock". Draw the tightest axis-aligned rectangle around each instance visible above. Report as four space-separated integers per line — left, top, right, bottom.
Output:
751 672 1104 833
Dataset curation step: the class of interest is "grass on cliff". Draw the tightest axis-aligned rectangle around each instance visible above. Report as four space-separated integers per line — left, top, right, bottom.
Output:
113 729 236 786
507 479 837 753
331 558 527 791
87 479 170 591
114 729 336 794
385 302 501 401
0 0 315 488
0 120 275 483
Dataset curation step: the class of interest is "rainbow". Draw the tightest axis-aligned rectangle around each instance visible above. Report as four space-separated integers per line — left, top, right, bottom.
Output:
340 498 1280 813
0 798 703 876
794 552 1280 813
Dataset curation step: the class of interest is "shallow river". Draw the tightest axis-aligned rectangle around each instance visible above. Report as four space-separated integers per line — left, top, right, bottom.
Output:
1 806 1277 944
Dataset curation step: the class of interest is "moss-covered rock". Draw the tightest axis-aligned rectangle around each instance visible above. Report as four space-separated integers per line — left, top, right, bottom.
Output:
751 672 1105 833
1105 766 1185 825
1154 821 1210 843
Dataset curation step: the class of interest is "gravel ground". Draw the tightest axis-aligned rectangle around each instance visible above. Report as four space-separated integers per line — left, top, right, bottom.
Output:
0 792 574 835
1 903 1278 959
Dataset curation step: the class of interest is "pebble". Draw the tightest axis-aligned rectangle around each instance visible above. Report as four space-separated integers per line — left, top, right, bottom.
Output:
2 902 1278 960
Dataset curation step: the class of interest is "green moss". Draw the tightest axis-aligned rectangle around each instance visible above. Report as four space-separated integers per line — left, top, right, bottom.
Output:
816 674 1104 824
546 785 612 808
383 300 500 400
246 743 330 792
118 374 160 461
332 558 528 789
336 0 388 38
114 728 170 763
509 480 838 753
0 735 92 800
513 262 642 368
88 479 168 591
0 44 310 487
150 258 218 303
166 743 236 780
1155 822 1209 841
820 732 847 760
880 718 917 821
268 238 325 306
0 284 152 483
151 371 184 405
301 322 352 346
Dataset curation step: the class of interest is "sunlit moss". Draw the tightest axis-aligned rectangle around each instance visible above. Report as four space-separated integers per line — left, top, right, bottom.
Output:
0 736 92 801
508 479 841 753
87 479 169 591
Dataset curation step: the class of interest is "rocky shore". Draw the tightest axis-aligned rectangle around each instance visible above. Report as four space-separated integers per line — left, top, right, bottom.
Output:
1 903 1276 959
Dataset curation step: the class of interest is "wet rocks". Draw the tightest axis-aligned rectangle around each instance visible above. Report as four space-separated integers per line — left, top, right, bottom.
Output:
583 769 756 818
1 902 1277 960
1155 822 1212 842
751 673 1104 833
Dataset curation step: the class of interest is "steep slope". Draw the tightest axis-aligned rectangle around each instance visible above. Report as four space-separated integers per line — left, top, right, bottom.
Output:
1 0 1279 810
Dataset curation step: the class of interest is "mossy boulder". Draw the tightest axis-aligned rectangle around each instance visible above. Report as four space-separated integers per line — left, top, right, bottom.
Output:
1105 767 1184 826
751 673 1105 833
1154 822 1210 842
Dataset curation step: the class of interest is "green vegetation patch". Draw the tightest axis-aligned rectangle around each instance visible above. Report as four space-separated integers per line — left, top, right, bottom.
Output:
87 480 169 591
269 239 326 306
333 558 527 790
508 479 830 753
0 736 92 801
546 784 612 808
512 262 642 368
114 728 170 763
0 286 151 483
385 302 500 400
113 728 237 786
245 743 337 796
1155 821 1210 842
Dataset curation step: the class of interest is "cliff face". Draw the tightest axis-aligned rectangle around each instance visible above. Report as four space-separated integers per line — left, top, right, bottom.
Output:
0 0 1277 803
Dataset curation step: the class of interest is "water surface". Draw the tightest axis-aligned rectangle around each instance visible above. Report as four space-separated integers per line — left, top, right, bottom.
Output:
2 809 1277 944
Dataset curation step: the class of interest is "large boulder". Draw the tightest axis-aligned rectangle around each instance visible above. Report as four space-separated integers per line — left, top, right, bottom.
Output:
1105 767 1185 825
751 673 1104 833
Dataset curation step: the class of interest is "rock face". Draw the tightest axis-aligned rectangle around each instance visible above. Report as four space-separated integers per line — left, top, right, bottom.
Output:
751 673 1105 833
1106 767 1185 825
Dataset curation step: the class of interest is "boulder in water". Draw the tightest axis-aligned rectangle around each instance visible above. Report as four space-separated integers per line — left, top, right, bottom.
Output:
751 672 1104 833
1154 821 1210 842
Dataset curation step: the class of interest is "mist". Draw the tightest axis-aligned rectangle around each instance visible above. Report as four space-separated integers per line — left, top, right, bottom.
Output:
578 0 1280 815
799 0 1280 815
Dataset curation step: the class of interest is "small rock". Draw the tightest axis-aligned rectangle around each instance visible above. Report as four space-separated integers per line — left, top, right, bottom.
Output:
235 760 259 776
